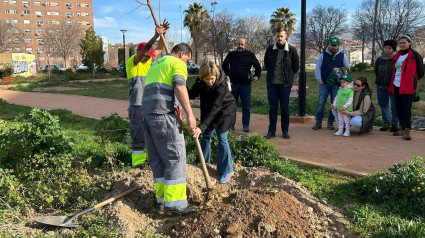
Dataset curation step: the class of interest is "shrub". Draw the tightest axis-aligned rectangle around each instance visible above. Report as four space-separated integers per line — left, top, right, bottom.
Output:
353 156 425 218
233 133 281 167
0 66 14 77
0 108 72 168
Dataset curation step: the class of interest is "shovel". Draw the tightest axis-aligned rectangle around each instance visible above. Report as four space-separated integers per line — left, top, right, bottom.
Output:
194 138 214 190
36 187 138 228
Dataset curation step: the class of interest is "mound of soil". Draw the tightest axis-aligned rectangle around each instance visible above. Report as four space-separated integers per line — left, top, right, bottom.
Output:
99 164 359 238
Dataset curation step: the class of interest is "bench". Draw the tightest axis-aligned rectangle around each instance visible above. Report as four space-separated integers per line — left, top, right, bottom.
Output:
2 76 16 85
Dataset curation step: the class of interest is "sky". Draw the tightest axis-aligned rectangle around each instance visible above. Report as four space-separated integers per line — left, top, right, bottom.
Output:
92 0 362 44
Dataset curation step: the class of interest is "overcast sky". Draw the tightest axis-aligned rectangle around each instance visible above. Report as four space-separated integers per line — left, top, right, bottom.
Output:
93 0 362 44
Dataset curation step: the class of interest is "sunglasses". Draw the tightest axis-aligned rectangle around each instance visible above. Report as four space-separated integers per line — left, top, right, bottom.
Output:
354 83 363 87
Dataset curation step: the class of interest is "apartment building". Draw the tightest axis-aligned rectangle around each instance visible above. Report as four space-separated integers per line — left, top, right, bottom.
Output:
0 0 93 68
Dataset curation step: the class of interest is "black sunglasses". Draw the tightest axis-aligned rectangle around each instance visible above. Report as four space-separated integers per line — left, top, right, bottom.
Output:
354 83 363 87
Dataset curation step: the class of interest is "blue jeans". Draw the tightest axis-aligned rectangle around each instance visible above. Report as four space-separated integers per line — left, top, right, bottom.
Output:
316 84 339 124
376 88 398 124
267 84 291 134
231 84 251 127
195 126 233 174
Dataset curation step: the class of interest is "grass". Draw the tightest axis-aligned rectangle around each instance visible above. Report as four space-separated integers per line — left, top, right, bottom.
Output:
13 69 425 126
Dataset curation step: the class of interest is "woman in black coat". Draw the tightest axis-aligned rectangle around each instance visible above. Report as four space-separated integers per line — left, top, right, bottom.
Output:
189 62 236 183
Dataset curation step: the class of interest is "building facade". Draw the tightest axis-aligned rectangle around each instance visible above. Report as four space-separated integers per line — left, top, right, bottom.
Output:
0 0 93 68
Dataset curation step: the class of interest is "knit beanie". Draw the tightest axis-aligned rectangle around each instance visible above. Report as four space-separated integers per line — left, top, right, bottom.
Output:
384 39 397 52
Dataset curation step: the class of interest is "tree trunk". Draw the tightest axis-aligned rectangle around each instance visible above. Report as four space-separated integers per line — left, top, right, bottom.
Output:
362 38 365 63
371 0 379 67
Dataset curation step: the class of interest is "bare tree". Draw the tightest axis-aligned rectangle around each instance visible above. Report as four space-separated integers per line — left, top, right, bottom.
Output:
44 20 83 68
235 15 270 55
0 20 19 53
204 10 236 65
353 10 373 63
305 5 348 53
356 0 425 51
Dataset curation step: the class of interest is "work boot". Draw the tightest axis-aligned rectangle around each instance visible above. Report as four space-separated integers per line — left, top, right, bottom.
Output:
390 123 399 132
403 128 411 140
166 205 196 216
380 122 390 131
312 123 322 130
392 124 402 136
243 125 250 132
282 131 290 139
327 123 335 130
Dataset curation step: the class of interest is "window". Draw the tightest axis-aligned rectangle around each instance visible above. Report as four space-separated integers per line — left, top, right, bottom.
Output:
54 2 59 6
26 48 33 54
24 38 32 43
23 19 30 24
54 20 59 24
37 48 44 53
12 9 17 14
46 11 51 15
35 11 42 16
66 21 72 25
84 3 88 7
4 0 9 4
77 21 82 25
47 20 52 24
37 39 44 43
55 11 59 15
76 3 80 7
36 30 43 34
11 0 16 4
85 12 89 16
65 2 71 7
13 19 18 24
22 10 30 14
24 29 31 34
66 12 72 17
5 10 9 13
86 21 90 25
44 2 50 6
34 1 41 6
36 20 43 25
77 12 81 16
22 1 28 6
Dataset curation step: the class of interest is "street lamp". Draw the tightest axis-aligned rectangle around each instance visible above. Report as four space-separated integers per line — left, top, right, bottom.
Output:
120 29 127 65
179 6 182 42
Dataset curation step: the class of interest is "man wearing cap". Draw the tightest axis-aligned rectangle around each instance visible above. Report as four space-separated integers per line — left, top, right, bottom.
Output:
313 37 350 130
126 21 169 167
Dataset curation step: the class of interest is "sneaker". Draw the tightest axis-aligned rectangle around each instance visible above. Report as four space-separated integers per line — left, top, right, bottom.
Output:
220 172 234 183
343 131 350 137
312 123 322 130
327 123 335 130
264 132 276 139
243 125 250 132
334 130 343 136
166 205 196 216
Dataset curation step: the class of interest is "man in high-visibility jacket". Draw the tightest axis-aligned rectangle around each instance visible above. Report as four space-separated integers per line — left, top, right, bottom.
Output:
142 43 197 215
126 21 169 167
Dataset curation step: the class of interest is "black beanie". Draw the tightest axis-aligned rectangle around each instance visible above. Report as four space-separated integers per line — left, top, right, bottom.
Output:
384 39 397 52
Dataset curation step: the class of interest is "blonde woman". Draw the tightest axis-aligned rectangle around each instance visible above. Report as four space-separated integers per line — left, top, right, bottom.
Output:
189 62 236 183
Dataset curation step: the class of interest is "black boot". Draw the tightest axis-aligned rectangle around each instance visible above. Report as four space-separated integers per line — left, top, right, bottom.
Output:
380 122 390 131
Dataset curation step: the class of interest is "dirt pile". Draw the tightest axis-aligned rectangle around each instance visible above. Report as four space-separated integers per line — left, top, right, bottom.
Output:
100 164 359 238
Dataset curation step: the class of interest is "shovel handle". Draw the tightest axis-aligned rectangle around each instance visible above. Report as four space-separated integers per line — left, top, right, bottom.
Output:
146 0 169 54
94 187 139 210
194 138 213 190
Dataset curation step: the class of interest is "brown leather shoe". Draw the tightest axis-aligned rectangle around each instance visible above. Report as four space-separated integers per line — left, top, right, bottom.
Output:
312 123 322 130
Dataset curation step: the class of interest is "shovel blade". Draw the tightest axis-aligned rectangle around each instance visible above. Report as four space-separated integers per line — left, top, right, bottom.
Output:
36 216 79 228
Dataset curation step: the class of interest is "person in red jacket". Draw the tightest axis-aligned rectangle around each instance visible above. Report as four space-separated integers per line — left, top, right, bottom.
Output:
389 34 424 140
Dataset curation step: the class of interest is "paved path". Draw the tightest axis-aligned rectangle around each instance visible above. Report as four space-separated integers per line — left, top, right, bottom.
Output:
1 87 424 176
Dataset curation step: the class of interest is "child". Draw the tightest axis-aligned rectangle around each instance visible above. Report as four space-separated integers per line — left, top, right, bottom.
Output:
188 62 237 183
332 74 354 136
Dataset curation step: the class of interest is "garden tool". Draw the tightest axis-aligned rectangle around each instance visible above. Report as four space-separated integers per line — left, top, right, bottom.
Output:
175 106 183 132
194 138 214 190
36 187 139 228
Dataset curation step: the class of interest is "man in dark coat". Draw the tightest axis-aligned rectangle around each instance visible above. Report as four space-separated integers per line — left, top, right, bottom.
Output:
222 38 261 132
263 27 299 139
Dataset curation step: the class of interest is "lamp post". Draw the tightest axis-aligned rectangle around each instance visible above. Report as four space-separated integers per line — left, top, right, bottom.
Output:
120 29 127 65
179 5 182 42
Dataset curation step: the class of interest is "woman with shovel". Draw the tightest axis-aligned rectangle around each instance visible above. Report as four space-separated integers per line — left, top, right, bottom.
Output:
189 62 236 183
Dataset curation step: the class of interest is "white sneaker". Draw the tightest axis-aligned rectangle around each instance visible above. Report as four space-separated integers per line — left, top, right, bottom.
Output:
334 130 343 136
343 131 351 137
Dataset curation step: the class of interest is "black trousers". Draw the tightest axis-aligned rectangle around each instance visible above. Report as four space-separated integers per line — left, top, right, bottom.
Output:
394 87 414 129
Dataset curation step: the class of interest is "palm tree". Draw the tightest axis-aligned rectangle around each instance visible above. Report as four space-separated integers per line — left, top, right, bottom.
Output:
270 7 296 36
183 2 209 63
